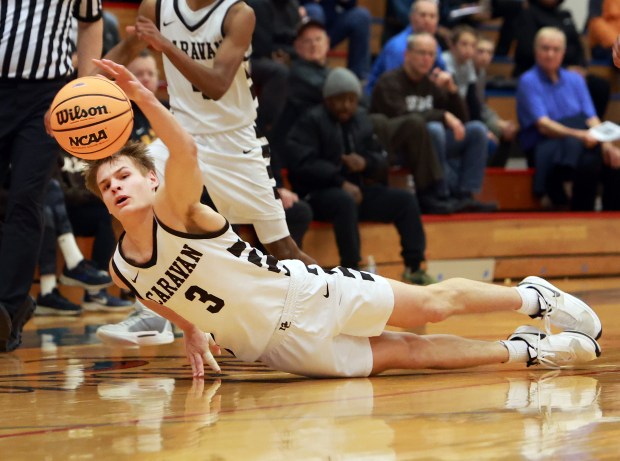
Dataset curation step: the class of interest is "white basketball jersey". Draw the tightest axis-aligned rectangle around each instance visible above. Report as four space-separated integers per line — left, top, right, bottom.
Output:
157 0 257 135
112 218 300 362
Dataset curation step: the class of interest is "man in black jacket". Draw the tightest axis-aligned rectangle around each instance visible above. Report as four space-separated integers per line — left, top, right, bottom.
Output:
286 67 434 285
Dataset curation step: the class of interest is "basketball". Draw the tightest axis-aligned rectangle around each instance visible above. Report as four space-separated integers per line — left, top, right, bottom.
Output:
50 76 133 160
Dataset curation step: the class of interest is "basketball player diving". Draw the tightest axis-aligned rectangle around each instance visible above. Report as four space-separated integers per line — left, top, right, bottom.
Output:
85 59 602 378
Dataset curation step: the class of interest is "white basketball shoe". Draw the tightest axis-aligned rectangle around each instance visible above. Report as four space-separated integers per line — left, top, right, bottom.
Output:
96 305 174 346
506 325 601 368
518 276 602 339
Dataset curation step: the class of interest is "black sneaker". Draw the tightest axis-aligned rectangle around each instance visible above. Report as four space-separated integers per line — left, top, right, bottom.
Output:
453 194 498 213
59 260 113 290
417 193 455 215
0 296 36 352
83 289 134 312
35 289 82 316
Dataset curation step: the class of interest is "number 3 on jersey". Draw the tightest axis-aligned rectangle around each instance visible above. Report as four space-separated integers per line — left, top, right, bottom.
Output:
185 285 224 313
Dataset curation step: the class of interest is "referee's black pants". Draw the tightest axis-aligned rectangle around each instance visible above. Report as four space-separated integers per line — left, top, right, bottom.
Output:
0 79 64 315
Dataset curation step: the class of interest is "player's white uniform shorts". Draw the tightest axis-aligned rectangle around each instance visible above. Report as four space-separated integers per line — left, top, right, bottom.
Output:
147 124 288 244
259 263 395 378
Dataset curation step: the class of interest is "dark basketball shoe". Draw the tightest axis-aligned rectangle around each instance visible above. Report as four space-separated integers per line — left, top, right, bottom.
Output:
0 296 36 352
59 259 113 290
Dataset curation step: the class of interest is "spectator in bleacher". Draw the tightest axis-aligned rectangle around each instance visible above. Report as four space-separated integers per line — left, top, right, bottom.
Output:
301 0 371 79
516 27 620 211
441 25 482 121
372 33 496 213
366 0 445 97
588 0 620 63
473 36 518 162
271 17 332 159
286 67 435 285
247 0 302 135
512 0 611 120
382 0 414 44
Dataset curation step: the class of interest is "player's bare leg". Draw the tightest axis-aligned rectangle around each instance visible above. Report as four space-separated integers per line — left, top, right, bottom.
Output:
369 331 509 374
385 277 522 329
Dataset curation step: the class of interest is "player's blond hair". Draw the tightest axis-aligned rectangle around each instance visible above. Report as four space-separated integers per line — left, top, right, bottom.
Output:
83 141 156 198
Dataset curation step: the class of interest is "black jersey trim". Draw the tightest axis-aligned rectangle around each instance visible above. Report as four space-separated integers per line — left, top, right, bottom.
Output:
156 0 162 30
173 0 227 32
111 258 144 300
155 214 230 239
220 0 243 38
117 218 159 269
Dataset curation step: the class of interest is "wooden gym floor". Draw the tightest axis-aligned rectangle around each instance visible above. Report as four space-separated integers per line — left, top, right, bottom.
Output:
1 277 620 460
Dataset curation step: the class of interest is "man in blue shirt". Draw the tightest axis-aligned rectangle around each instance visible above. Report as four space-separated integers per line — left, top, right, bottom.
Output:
366 0 445 96
517 27 620 210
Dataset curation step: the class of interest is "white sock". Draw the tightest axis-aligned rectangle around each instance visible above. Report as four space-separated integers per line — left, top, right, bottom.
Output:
514 286 541 316
40 274 57 296
57 233 84 270
499 339 531 363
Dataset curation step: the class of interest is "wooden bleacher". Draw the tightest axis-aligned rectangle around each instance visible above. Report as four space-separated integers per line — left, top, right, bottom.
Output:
302 211 620 282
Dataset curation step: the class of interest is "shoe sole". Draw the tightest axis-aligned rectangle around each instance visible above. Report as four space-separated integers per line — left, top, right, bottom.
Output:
82 302 135 313
58 274 113 290
35 305 82 316
96 329 175 346
520 276 603 340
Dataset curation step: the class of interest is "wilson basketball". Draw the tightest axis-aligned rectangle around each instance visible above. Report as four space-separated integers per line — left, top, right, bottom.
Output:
50 76 133 160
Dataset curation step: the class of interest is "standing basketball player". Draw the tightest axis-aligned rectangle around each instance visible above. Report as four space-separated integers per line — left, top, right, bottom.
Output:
86 59 601 378
96 0 314 345
0 0 103 352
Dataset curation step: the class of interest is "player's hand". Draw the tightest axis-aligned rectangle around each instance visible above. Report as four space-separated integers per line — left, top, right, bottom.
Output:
133 15 169 52
278 188 299 209
184 326 222 377
44 107 53 136
92 58 147 102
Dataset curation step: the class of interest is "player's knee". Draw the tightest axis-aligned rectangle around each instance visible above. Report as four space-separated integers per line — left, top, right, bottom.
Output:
421 280 466 322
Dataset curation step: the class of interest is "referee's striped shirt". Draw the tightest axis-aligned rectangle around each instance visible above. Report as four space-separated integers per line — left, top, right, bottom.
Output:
0 0 102 80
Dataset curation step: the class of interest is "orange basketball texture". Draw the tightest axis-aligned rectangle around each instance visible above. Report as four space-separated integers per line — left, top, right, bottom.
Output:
50 76 133 160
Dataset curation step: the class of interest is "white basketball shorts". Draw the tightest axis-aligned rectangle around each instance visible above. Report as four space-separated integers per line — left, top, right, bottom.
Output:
259 262 395 378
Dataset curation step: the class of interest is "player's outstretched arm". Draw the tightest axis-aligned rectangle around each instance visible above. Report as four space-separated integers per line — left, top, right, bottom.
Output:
93 58 203 217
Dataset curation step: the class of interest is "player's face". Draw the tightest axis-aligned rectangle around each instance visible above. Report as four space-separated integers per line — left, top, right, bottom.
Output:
295 27 330 64
411 2 439 34
324 92 359 123
405 37 437 78
127 56 159 94
97 156 158 218
535 33 565 76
